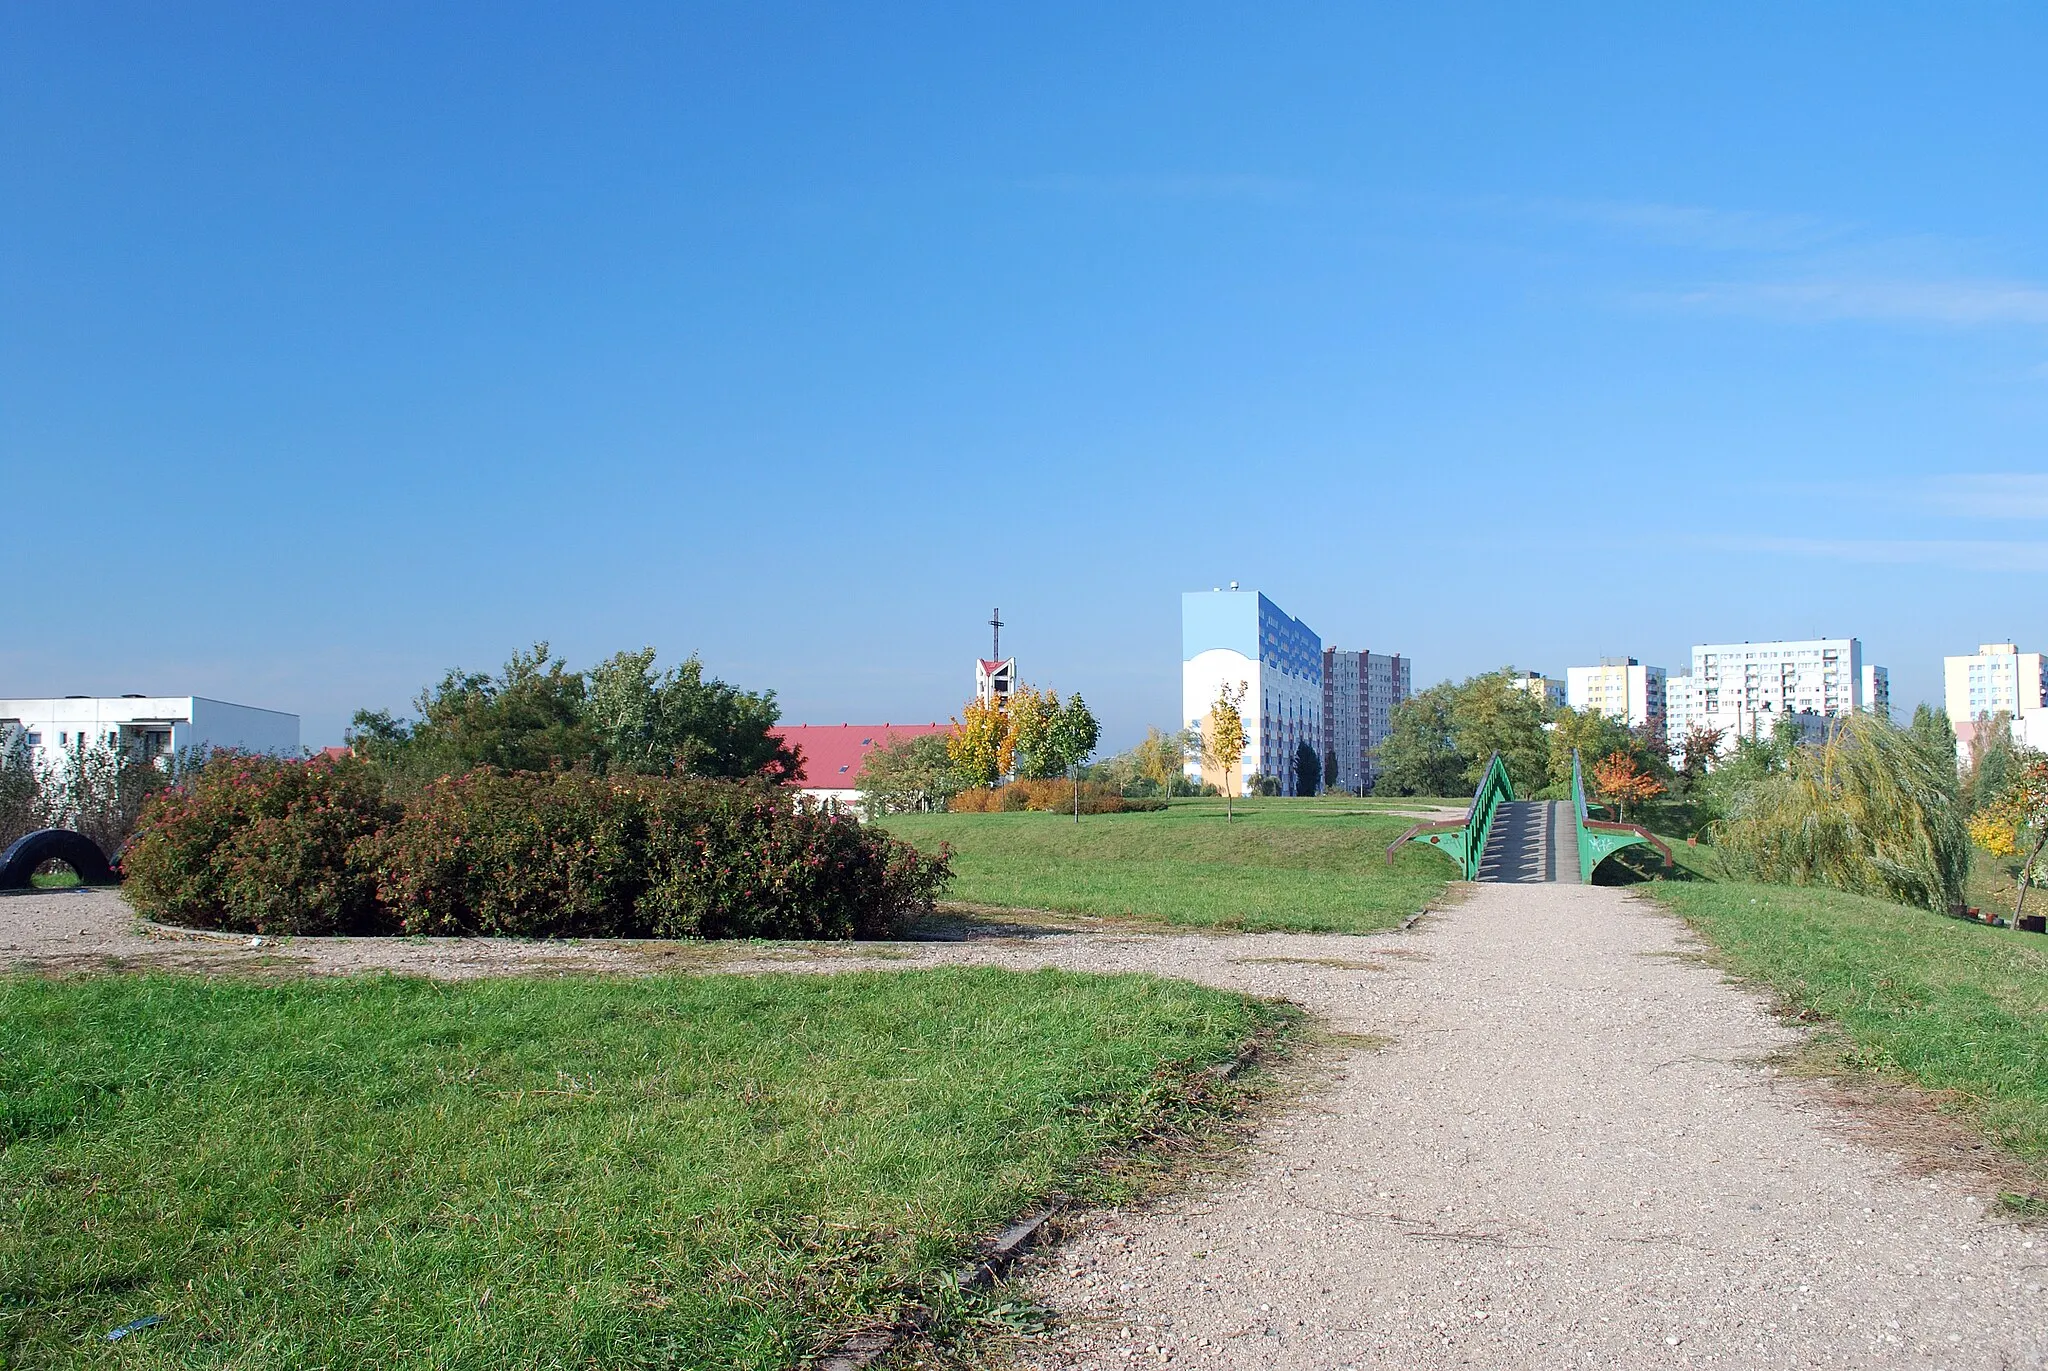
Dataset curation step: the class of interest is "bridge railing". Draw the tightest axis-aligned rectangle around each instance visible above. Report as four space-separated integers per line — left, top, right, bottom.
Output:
1385 751 1514 881
1571 748 1673 883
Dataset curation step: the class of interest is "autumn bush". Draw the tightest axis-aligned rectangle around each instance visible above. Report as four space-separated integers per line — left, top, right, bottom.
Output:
124 765 950 939
947 781 1166 815
121 752 400 935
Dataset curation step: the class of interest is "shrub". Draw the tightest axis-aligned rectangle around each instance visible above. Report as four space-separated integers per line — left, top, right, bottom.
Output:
122 753 400 934
365 770 648 937
360 772 951 939
634 781 949 939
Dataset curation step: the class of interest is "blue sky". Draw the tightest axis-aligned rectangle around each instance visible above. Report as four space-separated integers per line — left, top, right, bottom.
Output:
4 4 2044 749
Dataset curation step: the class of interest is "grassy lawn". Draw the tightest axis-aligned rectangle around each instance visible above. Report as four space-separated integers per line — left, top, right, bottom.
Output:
1643 880 2048 1172
2 968 1284 1368
880 797 1459 934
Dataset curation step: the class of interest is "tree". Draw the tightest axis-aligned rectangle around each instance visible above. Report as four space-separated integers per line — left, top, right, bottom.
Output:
1548 706 1637 795
1131 727 1190 799
1715 711 1970 913
1907 704 1959 782
1006 684 1065 780
585 648 800 780
1449 669 1551 794
1376 684 1465 797
1199 681 1249 819
857 732 961 817
1963 711 2024 814
947 697 1009 789
1590 750 1665 822
1295 740 1321 797
1967 756 2048 927
1674 723 1728 795
349 642 599 781
1046 693 1103 822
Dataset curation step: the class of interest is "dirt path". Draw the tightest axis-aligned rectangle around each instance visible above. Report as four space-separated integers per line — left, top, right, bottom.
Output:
9 884 2045 1365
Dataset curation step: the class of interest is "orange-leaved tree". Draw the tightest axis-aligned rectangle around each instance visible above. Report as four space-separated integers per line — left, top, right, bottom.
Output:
1591 749 1665 823
1967 756 2048 927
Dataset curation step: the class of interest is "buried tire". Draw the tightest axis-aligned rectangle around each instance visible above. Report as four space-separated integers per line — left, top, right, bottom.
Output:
0 828 119 890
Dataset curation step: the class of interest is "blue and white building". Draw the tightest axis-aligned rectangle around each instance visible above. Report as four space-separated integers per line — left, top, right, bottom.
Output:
1182 586 1322 796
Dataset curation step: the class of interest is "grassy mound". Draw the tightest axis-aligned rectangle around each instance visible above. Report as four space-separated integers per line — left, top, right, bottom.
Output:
883 797 1458 934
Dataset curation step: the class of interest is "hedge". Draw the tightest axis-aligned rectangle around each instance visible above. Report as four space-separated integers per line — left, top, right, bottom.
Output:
121 756 950 940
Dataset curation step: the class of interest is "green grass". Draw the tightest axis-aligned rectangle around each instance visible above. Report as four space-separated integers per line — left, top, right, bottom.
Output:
1644 880 2048 1165
879 797 1459 934
30 868 81 889
1 968 1283 1368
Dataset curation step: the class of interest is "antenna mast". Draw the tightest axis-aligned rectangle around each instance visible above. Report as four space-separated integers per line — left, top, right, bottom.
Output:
988 607 1004 661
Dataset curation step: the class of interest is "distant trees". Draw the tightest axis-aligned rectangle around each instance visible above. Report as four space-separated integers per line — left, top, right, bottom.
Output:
857 733 962 816
1590 751 1664 823
1047 693 1102 821
347 643 798 787
946 682 1101 819
1378 670 1555 798
946 698 1010 790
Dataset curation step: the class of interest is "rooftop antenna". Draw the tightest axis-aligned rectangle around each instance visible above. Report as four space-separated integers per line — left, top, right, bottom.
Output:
988 607 1004 662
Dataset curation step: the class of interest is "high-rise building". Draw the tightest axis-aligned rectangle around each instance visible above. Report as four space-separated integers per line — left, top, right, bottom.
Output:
1663 670 1695 747
1182 587 1322 796
1944 643 2048 753
1321 648 1412 793
1690 637 1883 744
1505 671 1565 709
1861 665 1891 721
1565 658 1667 736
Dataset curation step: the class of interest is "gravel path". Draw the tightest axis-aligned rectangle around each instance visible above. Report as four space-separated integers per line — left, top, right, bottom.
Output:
1010 882 2048 1370
9 883 2045 1366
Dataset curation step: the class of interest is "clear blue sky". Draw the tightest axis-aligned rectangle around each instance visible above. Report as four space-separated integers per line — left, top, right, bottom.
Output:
5 4 2044 749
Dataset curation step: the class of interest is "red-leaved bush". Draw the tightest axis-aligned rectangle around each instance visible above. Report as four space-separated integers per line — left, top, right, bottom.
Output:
121 752 399 935
122 762 950 940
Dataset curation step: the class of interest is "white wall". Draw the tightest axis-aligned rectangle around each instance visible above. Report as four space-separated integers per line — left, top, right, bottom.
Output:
0 696 299 766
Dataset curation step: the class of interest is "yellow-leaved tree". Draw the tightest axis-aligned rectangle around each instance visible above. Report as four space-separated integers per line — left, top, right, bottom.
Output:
1968 756 2048 927
948 697 1010 790
1201 681 1250 820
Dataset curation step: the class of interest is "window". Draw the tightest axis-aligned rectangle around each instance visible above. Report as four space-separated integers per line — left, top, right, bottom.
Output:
24 732 40 746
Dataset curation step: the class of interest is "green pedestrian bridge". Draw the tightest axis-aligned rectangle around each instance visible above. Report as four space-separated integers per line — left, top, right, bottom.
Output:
1386 750 1672 884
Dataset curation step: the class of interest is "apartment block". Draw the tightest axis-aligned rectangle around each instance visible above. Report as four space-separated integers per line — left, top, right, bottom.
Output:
1322 648 1412 793
1565 658 1667 736
1182 587 1322 796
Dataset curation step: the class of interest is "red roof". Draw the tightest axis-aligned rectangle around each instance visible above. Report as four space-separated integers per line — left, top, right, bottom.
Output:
773 723 952 788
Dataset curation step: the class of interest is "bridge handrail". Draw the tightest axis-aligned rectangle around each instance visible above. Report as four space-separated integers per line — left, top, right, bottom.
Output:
1386 752 1513 879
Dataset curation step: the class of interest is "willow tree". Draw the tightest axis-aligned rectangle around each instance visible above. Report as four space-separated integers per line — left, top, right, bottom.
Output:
1714 711 1970 913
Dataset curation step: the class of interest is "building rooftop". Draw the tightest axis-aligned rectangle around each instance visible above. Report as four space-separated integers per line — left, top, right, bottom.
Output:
772 723 953 788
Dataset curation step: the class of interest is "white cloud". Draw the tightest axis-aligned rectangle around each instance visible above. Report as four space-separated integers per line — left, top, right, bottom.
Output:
1924 474 2048 521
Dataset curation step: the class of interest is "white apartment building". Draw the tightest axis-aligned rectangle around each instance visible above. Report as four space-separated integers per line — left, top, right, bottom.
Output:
1664 670 1695 746
1506 671 1565 709
1322 648 1412 793
1565 658 1667 736
1183 587 1322 796
0 695 301 766
1944 643 2048 754
1691 638 1883 746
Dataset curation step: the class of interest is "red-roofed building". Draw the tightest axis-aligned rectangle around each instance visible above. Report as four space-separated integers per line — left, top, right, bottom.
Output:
773 723 954 807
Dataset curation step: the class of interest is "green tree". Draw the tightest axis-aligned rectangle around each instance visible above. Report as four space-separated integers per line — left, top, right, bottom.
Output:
1046 693 1103 822
1546 706 1637 795
1294 740 1320 797
1963 712 2024 813
1448 669 1550 794
857 732 961 816
1007 685 1064 780
585 649 799 780
349 642 599 782
1907 704 1960 791
1322 747 1340 794
1376 684 1465 797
